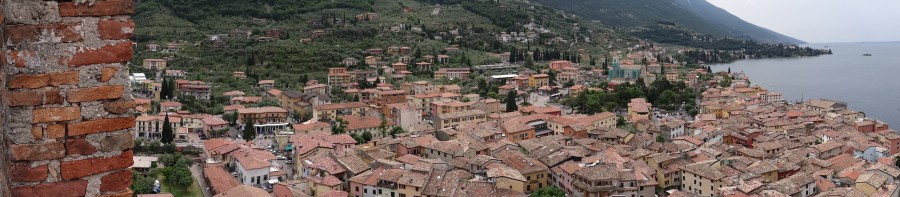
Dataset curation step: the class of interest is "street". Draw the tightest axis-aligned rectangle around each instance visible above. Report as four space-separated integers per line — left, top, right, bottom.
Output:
190 163 213 197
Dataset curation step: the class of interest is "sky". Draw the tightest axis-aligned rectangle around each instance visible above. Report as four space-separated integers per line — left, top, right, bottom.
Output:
706 0 900 43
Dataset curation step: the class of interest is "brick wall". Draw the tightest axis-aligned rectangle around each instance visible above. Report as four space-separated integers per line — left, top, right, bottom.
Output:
1 0 136 196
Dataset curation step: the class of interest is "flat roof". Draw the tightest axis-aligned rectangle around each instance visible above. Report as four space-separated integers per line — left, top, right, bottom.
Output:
491 74 519 79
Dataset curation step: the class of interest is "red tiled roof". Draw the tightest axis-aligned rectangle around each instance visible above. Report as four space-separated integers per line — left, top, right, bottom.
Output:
204 165 240 194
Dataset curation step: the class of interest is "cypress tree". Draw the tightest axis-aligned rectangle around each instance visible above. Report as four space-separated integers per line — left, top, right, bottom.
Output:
242 117 256 142
505 90 518 112
161 114 174 144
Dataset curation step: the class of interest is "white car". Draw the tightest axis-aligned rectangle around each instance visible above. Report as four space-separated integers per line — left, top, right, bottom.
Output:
276 155 286 160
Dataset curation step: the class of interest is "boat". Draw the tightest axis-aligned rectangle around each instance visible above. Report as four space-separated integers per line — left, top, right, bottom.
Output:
863 54 872 56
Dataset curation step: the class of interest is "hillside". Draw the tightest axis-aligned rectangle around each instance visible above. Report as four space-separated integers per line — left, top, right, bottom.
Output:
130 0 635 111
531 0 805 44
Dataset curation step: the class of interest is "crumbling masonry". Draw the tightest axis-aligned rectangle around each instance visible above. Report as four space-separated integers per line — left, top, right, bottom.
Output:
0 0 136 196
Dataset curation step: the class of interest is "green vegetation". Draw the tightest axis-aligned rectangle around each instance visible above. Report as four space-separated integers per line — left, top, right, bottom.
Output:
161 114 174 144
562 79 697 115
632 24 830 64
242 117 256 141
531 0 804 44
530 186 565 197
505 90 518 112
132 153 199 197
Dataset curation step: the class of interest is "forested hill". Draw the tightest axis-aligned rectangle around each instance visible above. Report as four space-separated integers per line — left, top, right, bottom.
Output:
531 0 805 44
131 0 635 95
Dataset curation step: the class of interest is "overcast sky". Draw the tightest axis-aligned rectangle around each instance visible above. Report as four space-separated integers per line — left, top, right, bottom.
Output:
706 0 900 43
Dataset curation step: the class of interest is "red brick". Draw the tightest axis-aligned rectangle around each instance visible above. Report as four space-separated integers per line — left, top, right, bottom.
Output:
10 142 66 161
48 124 66 138
9 71 78 89
32 106 81 123
66 85 125 102
66 42 133 67
48 71 80 86
9 74 50 89
66 138 97 156
103 100 134 114
60 150 133 180
44 89 64 104
11 162 49 182
4 23 83 45
6 49 34 68
67 117 134 136
100 67 118 82
12 180 87 197
31 127 43 140
59 0 135 17
98 19 134 40
100 170 132 192
8 91 43 106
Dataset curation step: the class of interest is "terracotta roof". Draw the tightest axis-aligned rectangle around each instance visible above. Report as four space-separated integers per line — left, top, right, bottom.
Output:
204 166 240 194
341 115 392 131
267 89 282 96
160 101 182 107
213 185 269 197
232 148 274 170
202 116 228 126
314 102 368 110
237 106 287 114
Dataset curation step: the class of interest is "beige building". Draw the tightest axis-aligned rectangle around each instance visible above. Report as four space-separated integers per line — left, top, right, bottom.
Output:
680 161 725 197
142 58 167 70
433 110 487 129
313 102 370 121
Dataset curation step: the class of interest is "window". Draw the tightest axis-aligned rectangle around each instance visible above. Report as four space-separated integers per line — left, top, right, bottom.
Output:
356 187 359 192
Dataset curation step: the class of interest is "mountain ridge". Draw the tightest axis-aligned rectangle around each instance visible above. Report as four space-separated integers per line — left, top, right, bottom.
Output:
531 0 805 44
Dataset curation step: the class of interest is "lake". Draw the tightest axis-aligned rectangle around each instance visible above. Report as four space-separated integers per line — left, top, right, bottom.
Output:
711 42 900 127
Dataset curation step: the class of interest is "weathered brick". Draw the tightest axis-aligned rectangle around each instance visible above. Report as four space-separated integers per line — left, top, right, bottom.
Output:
100 67 119 82
48 124 66 138
66 85 125 102
9 74 50 89
30 127 43 140
49 71 80 86
98 19 134 40
66 138 97 156
100 132 134 152
44 89 64 104
9 72 78 89
59 0 135 17
66 42 133 66
11 180 87 197
103 100 134 114
32 106 81 123
67 117 134 136
4 23 83 45
100 170 132 192
7 49 34 68
60 150 133 180
11 162 49 182
8 91 43 106
10 142 66 161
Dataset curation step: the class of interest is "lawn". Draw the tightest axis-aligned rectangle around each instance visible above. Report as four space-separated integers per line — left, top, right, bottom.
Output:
157 174 203 197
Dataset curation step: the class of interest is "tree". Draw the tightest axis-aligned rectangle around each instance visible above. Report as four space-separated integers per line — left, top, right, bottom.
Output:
131 172 154 195
167 166 194 188
389 126 405 138
223 112 237 126
895 156 900 168
161 113 174 144
242 117 256 141
530 186 565 197
505 90 518 112
727 67 731 73
379 115 388 138
616 116 627 127
332 118 348 134
656 135 665 143
362 131 373 142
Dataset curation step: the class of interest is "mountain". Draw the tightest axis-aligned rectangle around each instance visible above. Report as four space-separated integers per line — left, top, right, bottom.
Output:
530 0 805 44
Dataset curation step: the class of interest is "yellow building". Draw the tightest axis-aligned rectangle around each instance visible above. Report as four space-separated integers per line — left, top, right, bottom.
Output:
494 150 549 193
313 102 370 121
487 165 526 193
856 172 888 196
396 171 429 197
680 161 726 197
529 74 550 88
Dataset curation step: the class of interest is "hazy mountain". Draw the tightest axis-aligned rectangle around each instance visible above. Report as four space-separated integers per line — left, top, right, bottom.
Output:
531 0 805 44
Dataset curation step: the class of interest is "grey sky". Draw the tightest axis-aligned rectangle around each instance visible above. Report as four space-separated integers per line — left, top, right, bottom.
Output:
706 0 900 43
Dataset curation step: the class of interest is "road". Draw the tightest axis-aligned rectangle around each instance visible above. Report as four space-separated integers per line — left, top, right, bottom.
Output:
190 163 213 197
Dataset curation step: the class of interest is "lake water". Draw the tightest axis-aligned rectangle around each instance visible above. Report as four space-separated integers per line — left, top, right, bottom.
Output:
711 42 900 127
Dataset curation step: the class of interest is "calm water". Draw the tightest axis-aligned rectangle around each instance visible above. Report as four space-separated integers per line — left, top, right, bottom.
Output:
711 42 900 127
